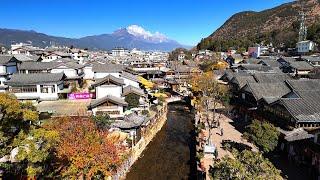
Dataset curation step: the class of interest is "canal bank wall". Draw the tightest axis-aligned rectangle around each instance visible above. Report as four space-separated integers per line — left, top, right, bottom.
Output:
112 103 168 180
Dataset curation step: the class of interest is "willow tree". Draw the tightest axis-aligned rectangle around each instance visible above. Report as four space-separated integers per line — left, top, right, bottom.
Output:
190 71 229 144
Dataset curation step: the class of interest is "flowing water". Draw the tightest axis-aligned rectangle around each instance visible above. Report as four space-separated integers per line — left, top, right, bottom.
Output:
126 102 196 180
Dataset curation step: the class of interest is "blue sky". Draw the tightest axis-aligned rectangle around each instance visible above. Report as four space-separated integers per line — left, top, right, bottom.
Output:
0 0 293 46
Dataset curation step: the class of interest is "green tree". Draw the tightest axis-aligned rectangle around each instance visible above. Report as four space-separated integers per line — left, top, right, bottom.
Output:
125 93 140 109
12 128 59 177
210 150 282 180
0 94 58 178
211 155 246 179
244 120 280 153
91 114 113 130
168 48 192 61
0 94 39 157
308 23 320 45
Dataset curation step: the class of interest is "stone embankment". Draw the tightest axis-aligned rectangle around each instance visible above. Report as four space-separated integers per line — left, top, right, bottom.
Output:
112 103 168 180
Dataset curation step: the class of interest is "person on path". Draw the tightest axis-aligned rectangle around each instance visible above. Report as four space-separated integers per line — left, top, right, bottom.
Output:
220 128 224 136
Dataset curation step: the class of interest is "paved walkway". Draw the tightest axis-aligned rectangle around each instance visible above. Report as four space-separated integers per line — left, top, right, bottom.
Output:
197 112 257 179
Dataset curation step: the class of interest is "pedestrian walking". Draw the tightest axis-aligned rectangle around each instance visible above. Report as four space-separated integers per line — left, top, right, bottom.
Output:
220 128 224 136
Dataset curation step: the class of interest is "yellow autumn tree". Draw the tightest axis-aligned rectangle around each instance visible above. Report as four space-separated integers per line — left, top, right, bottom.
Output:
212 60 229 70
189 71 229 144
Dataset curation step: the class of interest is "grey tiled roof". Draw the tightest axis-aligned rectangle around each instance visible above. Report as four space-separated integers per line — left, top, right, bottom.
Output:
93 74 125 87
302 56 320 62
238 64 273 72
280 91 320 123
0 55 17 65
29 55 42 61
13 54 37 62
92 63 124 73
120 71 139 82
245 82 291 102
113 113 147 129
258 59 281 67
286 79 320 92
289 61 314 70
19 62 58 70
53 62 84 69
220 70 250 82
281 57 297 63
88 95 128 109
253 73 291 83
279 128 314 142
6 73 65 85
262 97 281 104
122 85 145 97
51 57 76 63
231 75 256 89
19 61 84 70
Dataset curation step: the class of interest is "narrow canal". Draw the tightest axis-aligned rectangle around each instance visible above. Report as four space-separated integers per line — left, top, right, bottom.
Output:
126 102 196 180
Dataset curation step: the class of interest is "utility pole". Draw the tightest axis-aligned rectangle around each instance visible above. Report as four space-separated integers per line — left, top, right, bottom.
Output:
298 11 307 41
298 1 307 42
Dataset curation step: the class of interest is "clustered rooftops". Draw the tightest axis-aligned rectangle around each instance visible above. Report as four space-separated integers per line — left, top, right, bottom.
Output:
223 68 320 124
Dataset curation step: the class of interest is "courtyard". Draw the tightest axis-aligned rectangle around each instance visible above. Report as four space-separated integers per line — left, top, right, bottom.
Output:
36 99 91 117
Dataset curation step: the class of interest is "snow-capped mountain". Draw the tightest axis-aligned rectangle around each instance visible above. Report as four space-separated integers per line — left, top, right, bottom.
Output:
79 25 190 51
126 25 169 43
0 25 190 51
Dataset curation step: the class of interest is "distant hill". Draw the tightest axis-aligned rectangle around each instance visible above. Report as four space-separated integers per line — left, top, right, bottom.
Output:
0 25 190 51
197 0 320 51
0 29 77 49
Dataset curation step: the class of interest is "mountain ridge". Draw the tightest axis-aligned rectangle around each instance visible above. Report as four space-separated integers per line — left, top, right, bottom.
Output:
197 0 320 51
0 25 189 51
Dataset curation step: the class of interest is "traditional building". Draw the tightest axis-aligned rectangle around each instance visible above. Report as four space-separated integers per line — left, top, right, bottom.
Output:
120 71 140 88
122 85 148 109
92 75 125 99
93 63 124 79
88 95 128 119
0 55 21 91
18 61 84 86
297 40 316 54
6 73 66 101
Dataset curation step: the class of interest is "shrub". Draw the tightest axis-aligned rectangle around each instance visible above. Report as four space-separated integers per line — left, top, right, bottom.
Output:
125 93 140 109
91 114 113 130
